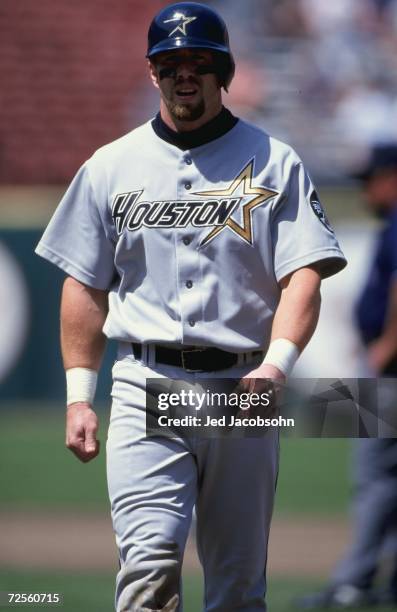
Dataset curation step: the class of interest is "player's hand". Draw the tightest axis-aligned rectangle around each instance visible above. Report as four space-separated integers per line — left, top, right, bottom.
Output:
240 363 286 393
232 364 285 422
66 402 100 462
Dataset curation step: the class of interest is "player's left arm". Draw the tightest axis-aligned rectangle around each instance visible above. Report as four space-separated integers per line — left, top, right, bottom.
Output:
243 265 322 382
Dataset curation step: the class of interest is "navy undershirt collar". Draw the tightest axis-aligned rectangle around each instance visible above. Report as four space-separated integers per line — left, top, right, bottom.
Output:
151 106 239 150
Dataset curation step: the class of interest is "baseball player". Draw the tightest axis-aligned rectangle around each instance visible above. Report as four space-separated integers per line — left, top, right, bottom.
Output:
36 3 347 611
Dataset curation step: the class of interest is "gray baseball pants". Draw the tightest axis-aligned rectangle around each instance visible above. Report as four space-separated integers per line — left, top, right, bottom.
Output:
106 344 279 612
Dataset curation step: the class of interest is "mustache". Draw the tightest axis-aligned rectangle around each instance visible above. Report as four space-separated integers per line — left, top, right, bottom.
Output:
158 65 217 80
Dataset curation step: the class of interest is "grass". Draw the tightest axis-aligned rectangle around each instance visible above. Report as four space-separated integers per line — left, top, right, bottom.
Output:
0 408 108 510
267 578 396 612
276 438 351 515
0 571 395 612
0 570 114 611
0 407 351 514
0 569 201 611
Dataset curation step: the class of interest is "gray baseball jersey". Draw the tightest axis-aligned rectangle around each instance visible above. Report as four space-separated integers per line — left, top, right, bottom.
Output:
36 117 346 351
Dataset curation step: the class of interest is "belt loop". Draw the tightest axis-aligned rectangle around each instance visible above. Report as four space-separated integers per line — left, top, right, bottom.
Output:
146 344 155 368
243 351 255 366
131 343 137 360
141 344 148 365
237 352 245 366
135 343 147 366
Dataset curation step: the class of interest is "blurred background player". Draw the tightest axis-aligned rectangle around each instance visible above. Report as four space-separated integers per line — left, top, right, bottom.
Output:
295 144 397 609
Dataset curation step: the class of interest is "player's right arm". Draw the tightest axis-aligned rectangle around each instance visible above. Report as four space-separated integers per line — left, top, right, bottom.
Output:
61 276 109 463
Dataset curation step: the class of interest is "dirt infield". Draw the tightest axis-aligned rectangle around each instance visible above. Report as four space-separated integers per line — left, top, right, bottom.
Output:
0 511 351 577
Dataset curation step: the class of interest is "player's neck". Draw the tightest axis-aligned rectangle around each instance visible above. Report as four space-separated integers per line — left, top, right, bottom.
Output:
159 99 223 133
152 106 238 151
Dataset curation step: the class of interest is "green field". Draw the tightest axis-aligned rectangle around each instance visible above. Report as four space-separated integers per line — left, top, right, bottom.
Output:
1 571 395 612
0 406 351 514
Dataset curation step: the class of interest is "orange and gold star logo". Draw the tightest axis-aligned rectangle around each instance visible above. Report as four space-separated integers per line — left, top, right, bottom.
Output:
196 160 278 246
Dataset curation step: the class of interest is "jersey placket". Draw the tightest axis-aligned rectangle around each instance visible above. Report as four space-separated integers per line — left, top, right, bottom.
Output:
175 152 203 344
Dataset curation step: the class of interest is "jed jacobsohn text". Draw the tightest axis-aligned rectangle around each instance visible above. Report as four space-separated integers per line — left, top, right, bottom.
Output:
156 389 295 429
157 389 271 411
157 414 294 428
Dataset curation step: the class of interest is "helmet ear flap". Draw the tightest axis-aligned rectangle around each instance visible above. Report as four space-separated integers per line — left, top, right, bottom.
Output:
214 52 235 92
223 54 235 91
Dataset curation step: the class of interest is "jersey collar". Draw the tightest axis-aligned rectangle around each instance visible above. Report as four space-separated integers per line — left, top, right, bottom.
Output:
151 106 238 150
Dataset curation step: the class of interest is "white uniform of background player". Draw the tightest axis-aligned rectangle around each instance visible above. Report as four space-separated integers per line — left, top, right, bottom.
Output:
36 3 347 611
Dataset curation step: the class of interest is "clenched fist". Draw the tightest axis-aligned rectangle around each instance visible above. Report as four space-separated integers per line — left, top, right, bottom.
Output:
66 402 100 462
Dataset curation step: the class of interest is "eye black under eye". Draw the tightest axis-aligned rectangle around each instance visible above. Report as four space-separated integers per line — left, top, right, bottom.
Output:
159 67 177 80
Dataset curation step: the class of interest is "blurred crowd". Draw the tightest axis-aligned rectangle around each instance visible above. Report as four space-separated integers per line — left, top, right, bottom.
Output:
213 0 397 181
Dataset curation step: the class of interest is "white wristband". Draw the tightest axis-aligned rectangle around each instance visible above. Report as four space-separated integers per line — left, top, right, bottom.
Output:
262 338 300 377
66 367 98 406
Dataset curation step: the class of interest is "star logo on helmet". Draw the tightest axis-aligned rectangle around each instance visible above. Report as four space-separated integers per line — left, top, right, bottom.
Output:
164 13 197 37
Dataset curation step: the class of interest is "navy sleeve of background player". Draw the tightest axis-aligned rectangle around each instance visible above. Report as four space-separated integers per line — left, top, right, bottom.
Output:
271 161 347 282
35 163 115 290
384 212 397 276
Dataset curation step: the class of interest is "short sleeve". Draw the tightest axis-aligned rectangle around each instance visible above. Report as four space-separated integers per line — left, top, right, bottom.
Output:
35 163 115 290
271 161 347 282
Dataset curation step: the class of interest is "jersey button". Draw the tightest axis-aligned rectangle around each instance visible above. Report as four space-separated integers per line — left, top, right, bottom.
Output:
185 182 191 190
183 237 191 246
185 156 192 165
186 280 193 289
189 319 196 327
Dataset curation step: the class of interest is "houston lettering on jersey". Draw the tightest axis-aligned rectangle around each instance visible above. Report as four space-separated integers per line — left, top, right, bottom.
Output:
111 160 278 246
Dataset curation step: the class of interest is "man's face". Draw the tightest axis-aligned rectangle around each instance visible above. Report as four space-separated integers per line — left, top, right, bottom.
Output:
149 48 222 124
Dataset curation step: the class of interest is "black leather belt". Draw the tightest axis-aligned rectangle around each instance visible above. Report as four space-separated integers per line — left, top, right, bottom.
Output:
131 343 263 373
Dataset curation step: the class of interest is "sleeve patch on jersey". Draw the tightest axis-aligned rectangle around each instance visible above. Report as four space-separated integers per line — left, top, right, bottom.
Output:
310 191 334 233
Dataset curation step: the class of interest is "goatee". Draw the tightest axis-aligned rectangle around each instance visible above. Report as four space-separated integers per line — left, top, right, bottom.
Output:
170 99 205 122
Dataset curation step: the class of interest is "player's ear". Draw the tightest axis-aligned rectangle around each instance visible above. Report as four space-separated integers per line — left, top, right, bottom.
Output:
148 60 160 89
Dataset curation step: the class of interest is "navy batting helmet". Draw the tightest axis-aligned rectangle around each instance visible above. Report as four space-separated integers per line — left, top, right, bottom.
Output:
147 2 235 90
